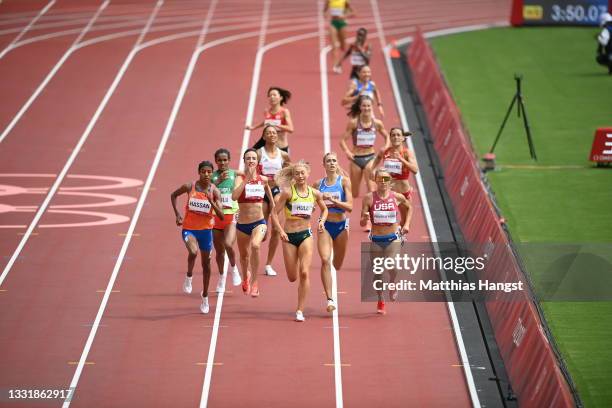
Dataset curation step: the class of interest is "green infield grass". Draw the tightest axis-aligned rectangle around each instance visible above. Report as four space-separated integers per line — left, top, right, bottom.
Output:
430 27 612 407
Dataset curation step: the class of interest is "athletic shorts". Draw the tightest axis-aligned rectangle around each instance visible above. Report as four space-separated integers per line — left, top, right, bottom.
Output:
263 185 281 205
331 18 347 30
236 219 267 236
286 229 312 247
324 219 349 240
182 229 213 251
213 213 236 230
352 153 375 169
369 231 402 249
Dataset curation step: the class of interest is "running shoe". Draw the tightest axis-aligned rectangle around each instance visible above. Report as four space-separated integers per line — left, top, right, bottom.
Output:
390 289 398 302
183 276 193 294
264 265 277 276
295 310 305 322
200 293 209 314
231 265 241 286
216 274 226 293
250 281 260 297
332 65 342 74
376 300 386 315
241 271 251 294
326 299 337 313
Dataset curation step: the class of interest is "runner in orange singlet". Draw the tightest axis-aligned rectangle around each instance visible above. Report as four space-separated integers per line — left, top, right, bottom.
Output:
171 161 224 314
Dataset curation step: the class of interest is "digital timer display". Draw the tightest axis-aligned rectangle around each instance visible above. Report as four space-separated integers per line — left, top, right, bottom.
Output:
518 0 609 25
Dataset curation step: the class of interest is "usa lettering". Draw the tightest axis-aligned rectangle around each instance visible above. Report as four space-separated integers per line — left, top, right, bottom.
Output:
374 202 395 211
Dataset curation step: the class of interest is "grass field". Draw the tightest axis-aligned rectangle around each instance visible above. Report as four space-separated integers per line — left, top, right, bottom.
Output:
430 27 612 407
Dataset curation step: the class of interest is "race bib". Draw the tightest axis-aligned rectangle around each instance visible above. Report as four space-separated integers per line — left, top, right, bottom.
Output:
220 193 233 208
245 183 265 199
264 118 282 127
188 197 212 214
324 191 342 206
350 53 365 66
261 160 282 176
355 130 376 146
373 210 396 225
329 7 343 16
291 202 314 217
383 159 402 174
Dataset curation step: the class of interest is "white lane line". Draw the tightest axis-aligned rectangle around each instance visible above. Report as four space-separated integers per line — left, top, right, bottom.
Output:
0 0 109 144
380 22 482 408
0 0 56 59
318 2 343 407
1 0 163 288
200 2 270 407
238 0 271 163
61 1 220 406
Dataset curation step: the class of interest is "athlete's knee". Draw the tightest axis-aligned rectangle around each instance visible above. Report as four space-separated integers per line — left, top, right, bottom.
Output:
321 257 332 269
251 241 261 251
299 269 309 281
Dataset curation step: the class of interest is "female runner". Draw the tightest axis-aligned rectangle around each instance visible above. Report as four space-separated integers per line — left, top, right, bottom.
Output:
336 27 371 79
257 125 291 277
324 0 354 73
371 127 418 224
231 149 275 297
339 95 390 198
341 65 384 118
271 161 328 322
171 161 225 314
211 148 242 293
246 86 294 152
312 152 353 312
360 168 412 315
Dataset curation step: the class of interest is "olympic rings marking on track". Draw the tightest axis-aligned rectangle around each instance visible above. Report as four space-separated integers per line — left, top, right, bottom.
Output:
0 173 143 229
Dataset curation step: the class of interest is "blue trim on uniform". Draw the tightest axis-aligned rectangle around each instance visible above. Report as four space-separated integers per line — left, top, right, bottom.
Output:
236 219 267 236
324 219 348 240
370 232 401 249
182 229 213 251
319 176 346 214
352 78 374 97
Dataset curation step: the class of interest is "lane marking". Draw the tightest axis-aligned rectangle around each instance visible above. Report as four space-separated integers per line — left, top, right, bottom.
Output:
380 16 483 408
0 0 56 59
196 362 223 366
96 290 120 293
57 1 230 406
324 363 351 367
0 0 110 144
68 361 94 365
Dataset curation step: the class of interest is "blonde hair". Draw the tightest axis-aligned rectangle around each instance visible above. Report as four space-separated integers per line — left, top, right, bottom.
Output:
323 152 349 177
275 160 310 189
374 167 391 179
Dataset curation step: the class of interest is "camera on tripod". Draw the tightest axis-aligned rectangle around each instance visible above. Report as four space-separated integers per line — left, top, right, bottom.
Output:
483 73 537 172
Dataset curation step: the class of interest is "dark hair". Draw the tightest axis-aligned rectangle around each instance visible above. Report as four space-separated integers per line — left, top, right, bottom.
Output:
252 125 277 149
198 160 214 172
389 127 412 137
243 148 259 161
348 95 374 117
268 86 291 105
214 148 231 160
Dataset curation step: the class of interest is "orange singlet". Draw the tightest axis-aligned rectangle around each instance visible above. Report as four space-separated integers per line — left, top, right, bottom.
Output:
183 181 215 230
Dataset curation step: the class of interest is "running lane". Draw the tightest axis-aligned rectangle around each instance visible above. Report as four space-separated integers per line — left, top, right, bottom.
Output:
63 2 274 406
0 1 155 272
0 1 212 405
207 3 340 407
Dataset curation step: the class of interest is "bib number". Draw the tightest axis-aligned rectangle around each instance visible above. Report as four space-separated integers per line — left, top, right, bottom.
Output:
188 197 211 214
383 159 402 174
373 210 396 225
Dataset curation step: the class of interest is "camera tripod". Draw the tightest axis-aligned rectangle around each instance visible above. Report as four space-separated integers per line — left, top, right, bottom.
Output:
488 74 537 161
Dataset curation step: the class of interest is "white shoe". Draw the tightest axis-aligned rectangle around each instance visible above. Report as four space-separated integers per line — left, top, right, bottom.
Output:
231 265 241 286
332 65 342 74
264 265 277 276
216 274 226 293
200 293 209 314
326 299 336 313
183 276 193 294
295 310 305 322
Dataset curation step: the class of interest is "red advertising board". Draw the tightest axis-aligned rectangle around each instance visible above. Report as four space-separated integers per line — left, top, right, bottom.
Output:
407 29 575 407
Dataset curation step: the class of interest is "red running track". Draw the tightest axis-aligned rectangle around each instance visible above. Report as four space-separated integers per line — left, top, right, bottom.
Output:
0 0 510 406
